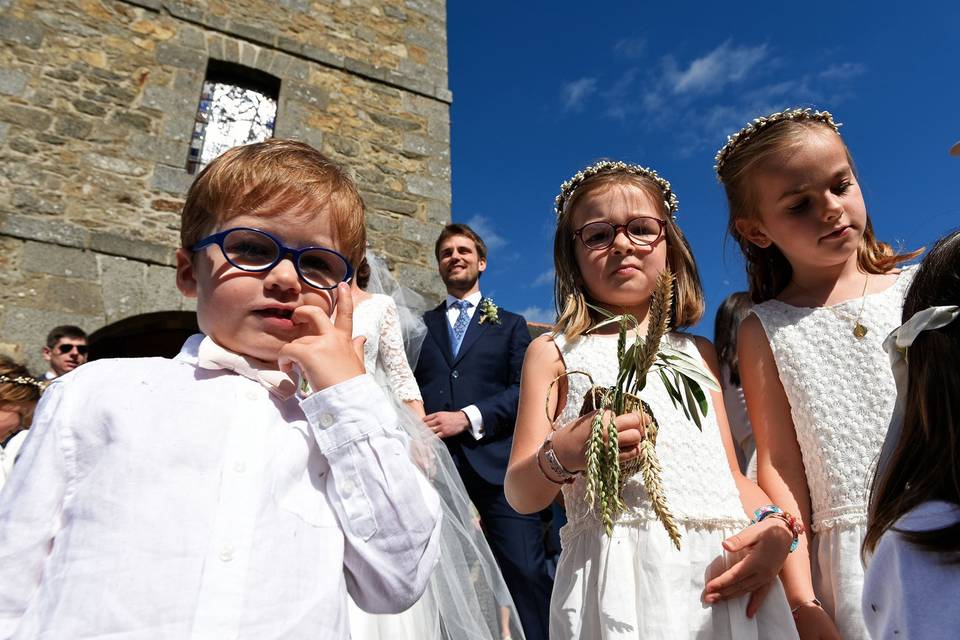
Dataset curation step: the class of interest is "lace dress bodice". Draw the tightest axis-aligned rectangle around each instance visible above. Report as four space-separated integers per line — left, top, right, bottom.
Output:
554 331 746 529
751 268 915 532
354 294 422 403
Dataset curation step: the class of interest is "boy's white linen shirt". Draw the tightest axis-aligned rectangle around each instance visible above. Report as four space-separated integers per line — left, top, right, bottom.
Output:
0 335 442 640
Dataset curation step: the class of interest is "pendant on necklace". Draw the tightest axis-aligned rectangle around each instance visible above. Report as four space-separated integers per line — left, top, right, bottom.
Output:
853 323 868 339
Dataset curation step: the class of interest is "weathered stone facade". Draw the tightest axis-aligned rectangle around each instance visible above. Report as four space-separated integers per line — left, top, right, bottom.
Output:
0 0 451 373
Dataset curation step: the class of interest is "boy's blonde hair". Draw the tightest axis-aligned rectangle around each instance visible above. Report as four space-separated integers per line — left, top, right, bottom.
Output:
717 113 919 303
180 139 367 265
553 166 704 339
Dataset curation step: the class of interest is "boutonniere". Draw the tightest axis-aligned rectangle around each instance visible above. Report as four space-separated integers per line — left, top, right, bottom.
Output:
478 297 501 325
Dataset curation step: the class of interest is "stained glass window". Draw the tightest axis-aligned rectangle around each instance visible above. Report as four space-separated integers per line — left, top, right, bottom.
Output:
188 62 280 174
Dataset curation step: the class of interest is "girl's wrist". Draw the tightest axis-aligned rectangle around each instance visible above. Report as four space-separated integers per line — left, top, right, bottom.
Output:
790 597 824 621
750 504 804 552
536 430 580 484
551 424 585 472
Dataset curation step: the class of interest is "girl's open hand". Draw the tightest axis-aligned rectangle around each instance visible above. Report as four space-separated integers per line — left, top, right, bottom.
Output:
277 282 366 391
553 409 650 472
702 517 793 617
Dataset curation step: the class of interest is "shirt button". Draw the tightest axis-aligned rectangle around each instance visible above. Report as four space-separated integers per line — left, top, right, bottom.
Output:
451 370 459 379
233 461 246 474
320 413 334 428
219 545 234 562
342 480 356 496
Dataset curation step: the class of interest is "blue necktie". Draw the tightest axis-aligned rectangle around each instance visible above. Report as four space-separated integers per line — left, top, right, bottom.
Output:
451 300 472 356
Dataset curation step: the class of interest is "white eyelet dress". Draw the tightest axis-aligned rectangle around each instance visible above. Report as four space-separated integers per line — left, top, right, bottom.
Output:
751 268 916 640
550 331 797 640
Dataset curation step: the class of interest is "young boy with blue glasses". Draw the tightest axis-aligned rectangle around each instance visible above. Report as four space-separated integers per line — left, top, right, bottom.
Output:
0 140 442 639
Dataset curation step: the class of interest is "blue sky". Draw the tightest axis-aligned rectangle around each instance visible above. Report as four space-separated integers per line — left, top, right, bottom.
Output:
446 2 960 337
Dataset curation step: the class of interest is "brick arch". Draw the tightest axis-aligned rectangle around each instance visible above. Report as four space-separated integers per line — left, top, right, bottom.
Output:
88 311 198 361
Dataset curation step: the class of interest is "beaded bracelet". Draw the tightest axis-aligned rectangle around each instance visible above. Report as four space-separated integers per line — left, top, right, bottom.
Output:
750 505 805 552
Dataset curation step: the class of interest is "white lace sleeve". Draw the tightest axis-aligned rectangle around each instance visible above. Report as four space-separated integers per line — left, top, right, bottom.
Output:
378 297 423 402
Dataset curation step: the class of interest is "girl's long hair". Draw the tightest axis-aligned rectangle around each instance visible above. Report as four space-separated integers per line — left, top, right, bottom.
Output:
863 230 960 559
718 119 920 303
553 169 704 339
713 291 753 387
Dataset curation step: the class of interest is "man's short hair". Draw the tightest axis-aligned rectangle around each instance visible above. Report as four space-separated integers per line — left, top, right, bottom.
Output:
46 325 87 349
434 223 487 262
180 139 367 265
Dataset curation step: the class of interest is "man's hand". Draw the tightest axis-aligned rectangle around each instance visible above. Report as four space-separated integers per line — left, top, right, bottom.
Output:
277 282 366 392
423 411 470 438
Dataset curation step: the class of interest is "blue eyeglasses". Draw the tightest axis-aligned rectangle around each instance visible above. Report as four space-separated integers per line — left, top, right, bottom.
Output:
192 227 353 290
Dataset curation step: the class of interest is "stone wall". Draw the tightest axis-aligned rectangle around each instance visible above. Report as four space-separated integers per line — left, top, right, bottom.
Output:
0 0 451 373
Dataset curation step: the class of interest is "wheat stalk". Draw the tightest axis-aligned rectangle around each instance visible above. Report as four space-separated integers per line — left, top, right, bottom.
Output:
635 269 673 389
639 422 682 550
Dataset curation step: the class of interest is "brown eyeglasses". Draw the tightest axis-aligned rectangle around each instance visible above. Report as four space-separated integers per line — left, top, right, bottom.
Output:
573 216 666 250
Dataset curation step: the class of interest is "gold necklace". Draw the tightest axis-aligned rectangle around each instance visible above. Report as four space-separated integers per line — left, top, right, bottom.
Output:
834 274 870 339
793 274 870 338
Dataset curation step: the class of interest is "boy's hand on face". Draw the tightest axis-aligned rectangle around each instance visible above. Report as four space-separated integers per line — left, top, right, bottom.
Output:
277 282 366 391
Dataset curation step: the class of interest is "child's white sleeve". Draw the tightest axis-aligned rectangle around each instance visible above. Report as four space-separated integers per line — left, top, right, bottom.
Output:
300 374 442 614
0 381 70 637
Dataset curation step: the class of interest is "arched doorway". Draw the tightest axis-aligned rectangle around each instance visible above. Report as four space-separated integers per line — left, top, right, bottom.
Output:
88 311 199 360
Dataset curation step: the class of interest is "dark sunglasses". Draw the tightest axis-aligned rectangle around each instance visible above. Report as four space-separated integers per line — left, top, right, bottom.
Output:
574 216 666 250
57 343 88 355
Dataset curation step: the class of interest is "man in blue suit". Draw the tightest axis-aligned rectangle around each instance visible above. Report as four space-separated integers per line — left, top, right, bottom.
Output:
416 223 552 640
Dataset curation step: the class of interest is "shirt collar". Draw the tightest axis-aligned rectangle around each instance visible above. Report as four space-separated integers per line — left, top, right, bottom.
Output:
446 291 483 309
176 334 298 400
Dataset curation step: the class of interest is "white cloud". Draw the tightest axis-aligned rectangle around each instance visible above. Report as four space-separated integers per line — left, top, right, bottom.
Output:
519 305 556 324
614 37 646 59
668 41 769 95
561 77 598 112
533 268 555 287
819 62 866 80
465 214 507 250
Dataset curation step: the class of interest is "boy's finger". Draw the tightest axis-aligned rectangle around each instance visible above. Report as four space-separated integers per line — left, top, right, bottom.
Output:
333 282 354 335
291 305 332 336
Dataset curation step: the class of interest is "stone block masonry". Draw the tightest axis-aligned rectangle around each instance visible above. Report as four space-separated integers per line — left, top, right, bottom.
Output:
0 0 451 371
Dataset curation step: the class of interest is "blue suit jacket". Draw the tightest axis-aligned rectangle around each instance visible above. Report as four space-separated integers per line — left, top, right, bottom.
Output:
415 302 531 486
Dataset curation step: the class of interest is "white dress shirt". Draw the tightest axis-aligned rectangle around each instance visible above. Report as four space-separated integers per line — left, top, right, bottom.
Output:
444 291 485 440
0 334 441 640
862 500 960 639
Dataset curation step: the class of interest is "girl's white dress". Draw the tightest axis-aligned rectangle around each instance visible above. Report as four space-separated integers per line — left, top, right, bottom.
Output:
349 293 521 640
349 294 439 639
354 293 424 403
551 331 797 640
751 268 915 640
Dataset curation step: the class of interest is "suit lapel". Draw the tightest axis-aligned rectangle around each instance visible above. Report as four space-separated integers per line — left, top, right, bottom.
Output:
425 304 454 367
453 308 490 366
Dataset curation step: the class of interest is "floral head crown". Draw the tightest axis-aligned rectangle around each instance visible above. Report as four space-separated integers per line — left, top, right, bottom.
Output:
554 160 679 219
0 374 45 390
714 108 842 180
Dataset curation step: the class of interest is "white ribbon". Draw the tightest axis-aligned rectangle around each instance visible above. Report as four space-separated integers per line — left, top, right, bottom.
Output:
196 336 298 400
876 305 960 478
